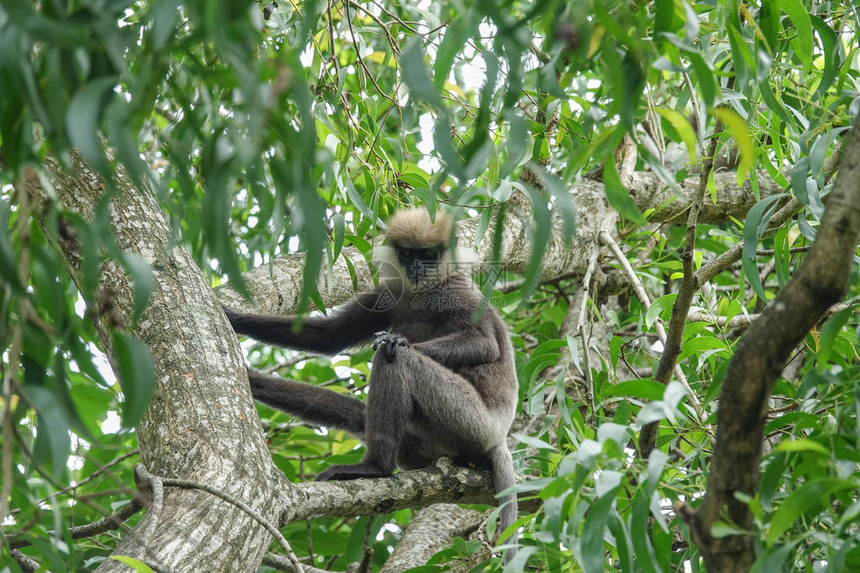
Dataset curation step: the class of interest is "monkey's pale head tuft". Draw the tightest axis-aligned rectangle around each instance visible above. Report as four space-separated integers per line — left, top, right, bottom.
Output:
386 207 453 248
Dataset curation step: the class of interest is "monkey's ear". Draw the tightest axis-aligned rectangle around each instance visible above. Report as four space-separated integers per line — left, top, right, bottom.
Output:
373 246 408 283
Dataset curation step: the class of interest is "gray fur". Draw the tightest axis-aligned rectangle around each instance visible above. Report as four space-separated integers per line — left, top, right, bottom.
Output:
224 209 520 562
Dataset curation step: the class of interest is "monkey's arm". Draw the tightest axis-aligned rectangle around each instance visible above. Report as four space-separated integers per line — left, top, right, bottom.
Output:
224 290 392 354
412 324 501 369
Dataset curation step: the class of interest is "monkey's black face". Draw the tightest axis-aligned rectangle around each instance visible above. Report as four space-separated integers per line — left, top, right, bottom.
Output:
395 245 443 284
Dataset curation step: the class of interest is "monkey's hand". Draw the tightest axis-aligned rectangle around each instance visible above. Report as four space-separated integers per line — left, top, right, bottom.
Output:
372 331 410 362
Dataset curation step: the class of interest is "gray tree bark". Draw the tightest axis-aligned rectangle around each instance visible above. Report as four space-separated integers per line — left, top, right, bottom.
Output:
26 151 285 572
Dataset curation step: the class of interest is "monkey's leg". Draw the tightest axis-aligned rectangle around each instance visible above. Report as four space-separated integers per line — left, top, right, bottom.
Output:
317 347 499 481
247 369 366 436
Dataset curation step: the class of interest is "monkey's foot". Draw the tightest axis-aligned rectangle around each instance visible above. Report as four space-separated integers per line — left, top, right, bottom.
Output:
316 462 393 481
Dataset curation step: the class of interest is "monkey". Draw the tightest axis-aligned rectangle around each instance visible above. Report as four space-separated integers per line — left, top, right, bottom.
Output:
223 207 520 563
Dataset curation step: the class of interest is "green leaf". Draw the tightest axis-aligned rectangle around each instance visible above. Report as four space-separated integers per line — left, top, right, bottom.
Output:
502 114 529 178
776 0 813 69
111 556 156 573
711 521 752 538
150 0 180 51
631 487 661 573
503 546 537 572
774 438 830 456
768 478 855 543
519 339 566 385
726 2 752 87
818 305 854 366
646 449 669 495
0 199 23 293
758 81 796 133
53 353 94 440
112 332 156 427
600 379 665 402
516 184 552 302
527 162 576 243
608 512 634 573
688 53 716 108
332 212 345 262
810 15 842 97
401 38 442 108
580 486 621 573
122 253 154 323
742 193 788 301
713 108 754 186
434 16 470 90
341 175 376 223
680 335 730 362
655 108 697 164
66 77 117 174
750 540 802 573
645 293 676 328
22 385 71 479
603 159 646 225
433 117 464 179
514 434 556 451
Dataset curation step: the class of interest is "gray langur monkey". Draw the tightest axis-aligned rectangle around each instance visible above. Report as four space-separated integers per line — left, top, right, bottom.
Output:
223 207 520 563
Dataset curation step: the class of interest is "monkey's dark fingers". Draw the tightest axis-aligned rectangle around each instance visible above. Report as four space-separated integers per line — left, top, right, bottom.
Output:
383 339 399 362
379 334 409 361
372 331 390 350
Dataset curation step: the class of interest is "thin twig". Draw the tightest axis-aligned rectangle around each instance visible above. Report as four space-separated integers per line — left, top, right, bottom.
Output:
9 497 144 549
687 312 754 328
756 246 810 256
348 0 401 56
140 467 164 545
11 550 39 573
599 231 698 406
577 249 599 414
262 552 333 573
35 449 140 506
367 0 420 34
689 299 854 329
344 0 399 107
637 100 726 456
682 68 704 161
1 172 34 526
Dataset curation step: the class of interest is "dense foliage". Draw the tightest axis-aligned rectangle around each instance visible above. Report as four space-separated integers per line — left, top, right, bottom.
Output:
1 0 858 571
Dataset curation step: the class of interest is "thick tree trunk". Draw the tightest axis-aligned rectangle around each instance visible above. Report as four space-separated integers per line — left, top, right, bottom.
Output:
26 151 283 572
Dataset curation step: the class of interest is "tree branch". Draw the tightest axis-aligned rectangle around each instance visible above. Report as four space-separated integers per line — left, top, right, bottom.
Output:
640 114 726 457
282 458 538 522
684 121 860 572
8 497 144 550
379 504 485 572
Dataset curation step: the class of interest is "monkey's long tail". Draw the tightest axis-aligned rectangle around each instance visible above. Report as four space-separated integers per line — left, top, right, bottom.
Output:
490 444 518 565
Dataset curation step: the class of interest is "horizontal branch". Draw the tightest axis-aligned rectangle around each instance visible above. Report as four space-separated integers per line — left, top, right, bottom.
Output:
281 458 537 522
628 170 784 225
219 168 783 317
